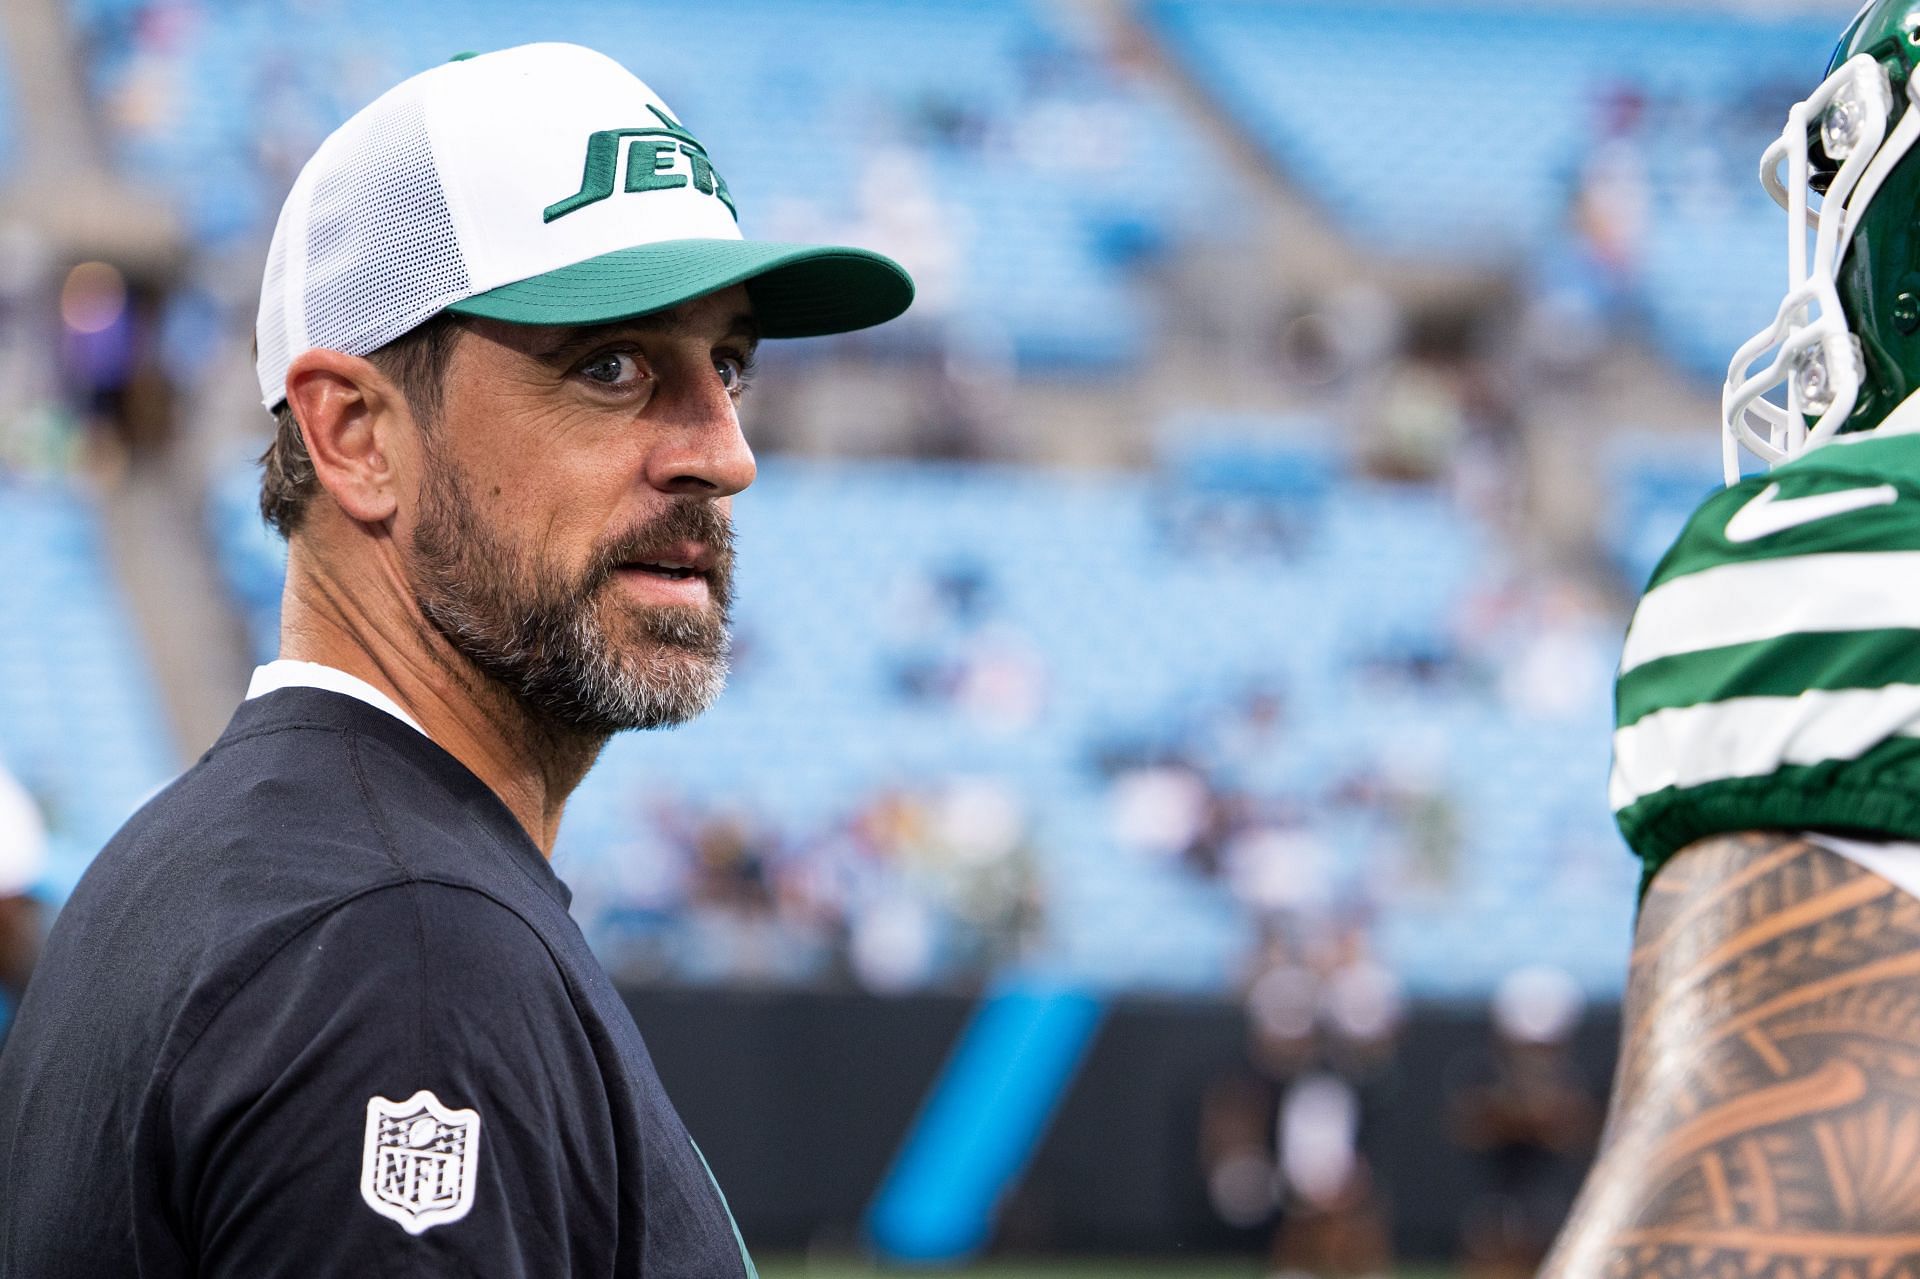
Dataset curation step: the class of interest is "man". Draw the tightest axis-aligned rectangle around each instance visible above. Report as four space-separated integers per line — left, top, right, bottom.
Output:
0 758 46 1016
1544 3 1920 1273
0 43 911 1276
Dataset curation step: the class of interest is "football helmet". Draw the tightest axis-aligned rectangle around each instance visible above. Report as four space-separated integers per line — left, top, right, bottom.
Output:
1725 0 1920 482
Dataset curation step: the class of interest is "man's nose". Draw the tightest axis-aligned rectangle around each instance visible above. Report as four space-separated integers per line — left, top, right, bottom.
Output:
645 371 757 498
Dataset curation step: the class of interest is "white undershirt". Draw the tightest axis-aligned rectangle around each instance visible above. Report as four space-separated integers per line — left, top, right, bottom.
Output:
1803 831 1920 901
245 659 429 738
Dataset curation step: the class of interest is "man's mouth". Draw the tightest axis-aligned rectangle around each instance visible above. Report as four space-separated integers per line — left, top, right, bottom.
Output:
614 540 716 590
628 561 703 581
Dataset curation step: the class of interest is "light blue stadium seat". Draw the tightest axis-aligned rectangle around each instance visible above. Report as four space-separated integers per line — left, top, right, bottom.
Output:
80 0 1248 370
1604 430 1722 588
1148 1 1833 384
0 479 179 899
205 425 1636 995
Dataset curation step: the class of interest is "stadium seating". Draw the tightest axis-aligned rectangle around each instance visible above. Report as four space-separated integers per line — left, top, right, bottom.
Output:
1147 0 1834 379
128 0 1693 997
208 445 1636 997
0 27 14 177
1604 430 1724 590
77 0 1247 368
0 477 178 900
206 461 285 665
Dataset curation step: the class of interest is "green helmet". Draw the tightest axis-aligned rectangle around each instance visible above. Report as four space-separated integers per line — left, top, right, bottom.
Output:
1725 0 1920 481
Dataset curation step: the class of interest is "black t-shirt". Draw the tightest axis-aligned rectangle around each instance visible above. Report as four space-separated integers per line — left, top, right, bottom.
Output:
0 687 754 1277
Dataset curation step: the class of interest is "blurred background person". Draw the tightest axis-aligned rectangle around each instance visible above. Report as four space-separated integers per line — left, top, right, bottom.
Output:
0 758 47 1028
1449 968 1599 1279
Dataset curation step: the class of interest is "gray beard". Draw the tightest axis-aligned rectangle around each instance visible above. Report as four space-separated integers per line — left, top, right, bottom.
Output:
407 453 733 736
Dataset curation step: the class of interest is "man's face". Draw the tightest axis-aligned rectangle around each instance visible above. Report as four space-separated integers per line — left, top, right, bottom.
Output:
401 285 758 735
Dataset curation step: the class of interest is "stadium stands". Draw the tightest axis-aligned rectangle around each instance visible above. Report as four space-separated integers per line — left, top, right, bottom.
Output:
0 477 178 900
52 0 1748 1001
0 26 14 178
1604 430 1724 590
77 0 1248 368
1147 0 1834 378
206 445 1636 998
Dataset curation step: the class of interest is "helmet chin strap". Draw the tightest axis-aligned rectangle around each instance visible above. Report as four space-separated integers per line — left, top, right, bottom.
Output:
1722 54 1918 484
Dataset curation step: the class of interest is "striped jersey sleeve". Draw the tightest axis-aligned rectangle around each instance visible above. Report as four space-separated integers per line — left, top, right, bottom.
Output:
1612 429 1920 887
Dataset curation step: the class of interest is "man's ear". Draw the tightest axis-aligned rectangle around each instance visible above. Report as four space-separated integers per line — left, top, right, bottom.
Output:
283 349 409 526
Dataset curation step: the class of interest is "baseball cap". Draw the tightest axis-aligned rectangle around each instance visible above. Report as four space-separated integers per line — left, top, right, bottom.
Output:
254 42 914 409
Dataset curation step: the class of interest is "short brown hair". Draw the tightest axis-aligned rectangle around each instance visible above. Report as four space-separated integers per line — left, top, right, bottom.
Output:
258 312 468 538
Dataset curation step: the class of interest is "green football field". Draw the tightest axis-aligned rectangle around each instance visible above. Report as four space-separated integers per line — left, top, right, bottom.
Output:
760 1264 1261 1278
760 1260 1456 1278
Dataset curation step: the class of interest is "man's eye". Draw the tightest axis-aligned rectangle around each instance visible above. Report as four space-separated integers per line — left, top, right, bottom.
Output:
578 352 645 387
715 354 754 398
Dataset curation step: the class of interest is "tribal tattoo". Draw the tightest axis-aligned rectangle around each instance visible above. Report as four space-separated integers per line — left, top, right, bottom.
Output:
1541 832 1920 1279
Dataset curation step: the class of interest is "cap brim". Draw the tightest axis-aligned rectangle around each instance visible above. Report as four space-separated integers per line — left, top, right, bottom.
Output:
444 239 914 338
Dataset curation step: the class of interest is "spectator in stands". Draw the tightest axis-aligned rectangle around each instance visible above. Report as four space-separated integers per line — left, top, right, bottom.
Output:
923 776 1043 974
1206 921 1401 1278
1108 755 1213 862
1569 85 1652 319
1449 966 1599 1279
1270 1067 1393 1279
1328 739 1462 896
1457 573 1617 722
848 892 940 994
949 622 1049 734
675 813 830 986
1224 822 1336 923
1496 581 1616 722
1356 633 1468 693
1195 683 1289 781
1359 304 1513 494
1527 81 1652 369
827 777 1043 991
0 225 81 476
0 761 48 1016
887 561 1049 731
562 792 695 984
1364 354 1470 484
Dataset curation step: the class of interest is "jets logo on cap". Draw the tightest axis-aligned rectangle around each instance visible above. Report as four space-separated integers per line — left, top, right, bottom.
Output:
545 104 736 223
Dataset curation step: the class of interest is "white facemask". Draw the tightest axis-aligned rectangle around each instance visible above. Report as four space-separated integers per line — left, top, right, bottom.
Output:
1723 53 1920 483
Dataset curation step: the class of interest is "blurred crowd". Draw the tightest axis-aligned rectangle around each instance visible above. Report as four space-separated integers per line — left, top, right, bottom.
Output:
574 777 1045 996
1202 956 1600 1278
559 460 1623 1000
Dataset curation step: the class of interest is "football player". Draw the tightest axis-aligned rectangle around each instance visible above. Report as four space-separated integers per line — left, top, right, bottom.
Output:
1545 3 1920 1273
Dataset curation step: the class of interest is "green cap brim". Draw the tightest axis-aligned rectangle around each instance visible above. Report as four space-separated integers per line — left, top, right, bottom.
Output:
444 239 914 337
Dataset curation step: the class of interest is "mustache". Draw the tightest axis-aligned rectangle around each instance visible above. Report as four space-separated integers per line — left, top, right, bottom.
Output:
583 501 735 595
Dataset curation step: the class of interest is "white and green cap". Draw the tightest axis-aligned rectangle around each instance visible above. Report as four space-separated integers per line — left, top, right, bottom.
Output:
254 41 913 409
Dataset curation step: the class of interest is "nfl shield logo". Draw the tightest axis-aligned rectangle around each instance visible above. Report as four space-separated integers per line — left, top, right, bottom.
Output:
359 1090 482 1234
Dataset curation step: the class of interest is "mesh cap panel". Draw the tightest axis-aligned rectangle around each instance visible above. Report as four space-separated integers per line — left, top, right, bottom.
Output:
256 227 291 404
298 95 468 379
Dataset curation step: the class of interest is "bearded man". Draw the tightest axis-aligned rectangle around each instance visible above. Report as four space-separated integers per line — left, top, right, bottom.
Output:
0 43 910 1277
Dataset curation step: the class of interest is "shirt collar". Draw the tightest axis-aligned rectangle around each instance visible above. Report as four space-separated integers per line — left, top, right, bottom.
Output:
246 659 429 738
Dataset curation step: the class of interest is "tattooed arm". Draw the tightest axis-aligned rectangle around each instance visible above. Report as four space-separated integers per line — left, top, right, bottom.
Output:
1541 831 1920 1277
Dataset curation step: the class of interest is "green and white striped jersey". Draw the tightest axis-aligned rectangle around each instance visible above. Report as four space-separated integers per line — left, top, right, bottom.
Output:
1613 426 1920 888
